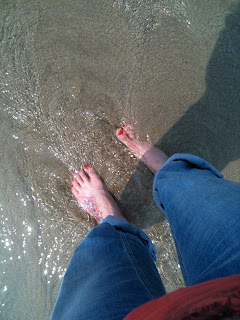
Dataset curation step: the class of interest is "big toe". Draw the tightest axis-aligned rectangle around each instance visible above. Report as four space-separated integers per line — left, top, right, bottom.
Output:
116 128 134 148
84 165 100 180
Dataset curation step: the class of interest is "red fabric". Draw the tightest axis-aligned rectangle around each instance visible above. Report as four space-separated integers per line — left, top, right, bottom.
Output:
124 275 240 320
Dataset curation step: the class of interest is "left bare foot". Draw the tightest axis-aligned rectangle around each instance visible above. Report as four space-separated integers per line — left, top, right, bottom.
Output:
71 165 126 224
116 123 169 174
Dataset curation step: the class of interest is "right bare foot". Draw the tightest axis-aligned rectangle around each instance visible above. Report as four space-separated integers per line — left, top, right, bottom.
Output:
116 123 169 174
72 165 126 224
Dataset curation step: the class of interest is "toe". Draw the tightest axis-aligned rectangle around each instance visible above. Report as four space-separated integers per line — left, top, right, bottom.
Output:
71 186 79 198
84 165 99 179
116 128 135 148
72 179 81 191
123 122 135 140
77 169 89 182
116 127 124 137
73 172 83 185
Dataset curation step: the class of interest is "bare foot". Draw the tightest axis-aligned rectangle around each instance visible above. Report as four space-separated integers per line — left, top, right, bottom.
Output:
116 123 169 174
71 165 126 224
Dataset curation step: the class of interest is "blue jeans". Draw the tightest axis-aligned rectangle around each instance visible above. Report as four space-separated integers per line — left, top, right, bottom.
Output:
51 153 240 320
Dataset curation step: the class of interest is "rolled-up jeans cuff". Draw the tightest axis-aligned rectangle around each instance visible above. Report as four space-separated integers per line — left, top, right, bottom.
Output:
100 215 157 263
152 153 224 213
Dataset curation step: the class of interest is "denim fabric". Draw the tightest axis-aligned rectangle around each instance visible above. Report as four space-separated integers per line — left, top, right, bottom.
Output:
51 216 166 320
51 153 240 319
153 153 240 286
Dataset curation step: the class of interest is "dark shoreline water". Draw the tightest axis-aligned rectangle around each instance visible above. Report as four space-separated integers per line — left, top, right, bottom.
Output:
1 0 240 318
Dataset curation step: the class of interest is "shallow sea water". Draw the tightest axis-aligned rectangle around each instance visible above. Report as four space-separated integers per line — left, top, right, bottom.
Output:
1 0 240 319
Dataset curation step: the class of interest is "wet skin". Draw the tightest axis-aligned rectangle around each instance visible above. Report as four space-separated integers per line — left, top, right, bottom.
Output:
71 123 169 223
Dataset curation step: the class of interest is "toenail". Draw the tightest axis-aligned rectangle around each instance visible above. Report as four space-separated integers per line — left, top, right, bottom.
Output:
122 124 126 127
84 164 89 169
72 179 74 181
118 129 123 135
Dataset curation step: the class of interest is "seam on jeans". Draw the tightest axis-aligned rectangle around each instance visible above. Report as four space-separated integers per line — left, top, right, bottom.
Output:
120 231 159 299
171 230 188 286
126 221 131 233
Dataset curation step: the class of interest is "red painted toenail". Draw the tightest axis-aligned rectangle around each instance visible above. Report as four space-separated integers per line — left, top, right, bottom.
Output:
71 185 73 187
122 124 126 127
118 129 123 135
78 169 81 171
84 164 89 169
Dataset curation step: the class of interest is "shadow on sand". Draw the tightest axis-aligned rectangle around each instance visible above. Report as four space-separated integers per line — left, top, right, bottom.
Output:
119 3 240 229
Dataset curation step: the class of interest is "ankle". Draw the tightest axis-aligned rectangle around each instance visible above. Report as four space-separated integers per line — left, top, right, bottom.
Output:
141 147 169 173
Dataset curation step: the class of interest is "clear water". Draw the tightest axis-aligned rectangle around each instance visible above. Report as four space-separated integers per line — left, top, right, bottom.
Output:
1 0 240 318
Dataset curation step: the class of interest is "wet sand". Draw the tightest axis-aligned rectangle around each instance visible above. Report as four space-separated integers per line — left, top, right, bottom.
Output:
1 0 240 318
